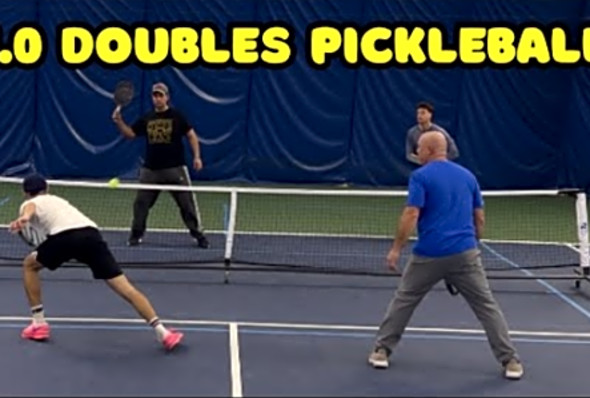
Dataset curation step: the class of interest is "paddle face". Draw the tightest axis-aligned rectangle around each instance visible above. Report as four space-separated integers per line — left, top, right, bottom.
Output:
114 80 134 107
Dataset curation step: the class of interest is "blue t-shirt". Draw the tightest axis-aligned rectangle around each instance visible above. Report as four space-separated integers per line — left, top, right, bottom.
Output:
407 160 483 257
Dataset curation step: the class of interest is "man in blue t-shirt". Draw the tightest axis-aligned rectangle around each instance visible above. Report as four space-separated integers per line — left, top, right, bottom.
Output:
368 131 524 380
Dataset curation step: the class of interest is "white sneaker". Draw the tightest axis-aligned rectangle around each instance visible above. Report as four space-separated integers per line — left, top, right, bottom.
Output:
503 358 524 380
368 348 389 369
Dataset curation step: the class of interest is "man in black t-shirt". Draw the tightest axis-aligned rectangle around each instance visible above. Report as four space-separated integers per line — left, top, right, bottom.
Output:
112 82 209 249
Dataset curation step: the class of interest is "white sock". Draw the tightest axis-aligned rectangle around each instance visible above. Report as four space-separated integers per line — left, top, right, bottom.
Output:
149 317 169 341
31 305 46 325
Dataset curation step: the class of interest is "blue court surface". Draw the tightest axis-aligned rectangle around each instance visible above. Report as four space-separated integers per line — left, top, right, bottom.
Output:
1 265 590 397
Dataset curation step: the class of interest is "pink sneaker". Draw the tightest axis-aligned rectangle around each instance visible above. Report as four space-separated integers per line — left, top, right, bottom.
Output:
162 329 183 351
21 322 50 341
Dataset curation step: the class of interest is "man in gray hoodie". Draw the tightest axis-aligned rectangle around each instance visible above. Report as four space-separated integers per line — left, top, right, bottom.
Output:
406 101 459 164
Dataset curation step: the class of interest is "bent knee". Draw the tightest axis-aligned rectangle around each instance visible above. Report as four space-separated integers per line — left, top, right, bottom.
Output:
23 253 42 272
464 290 500 310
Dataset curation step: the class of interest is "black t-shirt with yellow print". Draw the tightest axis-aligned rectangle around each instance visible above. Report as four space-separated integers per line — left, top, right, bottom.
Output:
131 107 192 170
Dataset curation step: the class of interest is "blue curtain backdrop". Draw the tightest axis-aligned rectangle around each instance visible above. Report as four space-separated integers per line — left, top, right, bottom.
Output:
1 0 589 191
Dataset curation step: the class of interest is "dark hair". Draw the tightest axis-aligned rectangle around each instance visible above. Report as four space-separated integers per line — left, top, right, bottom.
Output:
23 174 47 196
416 101 434 114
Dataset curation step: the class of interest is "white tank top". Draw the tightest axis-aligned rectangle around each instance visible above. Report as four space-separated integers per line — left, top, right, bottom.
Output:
20 194 98 236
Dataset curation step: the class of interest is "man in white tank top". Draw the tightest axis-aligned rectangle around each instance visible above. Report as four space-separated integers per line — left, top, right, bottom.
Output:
9 174 184 351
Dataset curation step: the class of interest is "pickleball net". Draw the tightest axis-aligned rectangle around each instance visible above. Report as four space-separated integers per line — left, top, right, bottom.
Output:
0 177 587 282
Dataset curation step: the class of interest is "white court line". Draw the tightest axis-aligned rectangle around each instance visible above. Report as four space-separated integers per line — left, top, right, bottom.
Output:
0 316 589 339
229 323 243 398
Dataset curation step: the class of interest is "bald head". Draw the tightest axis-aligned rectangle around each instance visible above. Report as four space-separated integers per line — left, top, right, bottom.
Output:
416 131 448 164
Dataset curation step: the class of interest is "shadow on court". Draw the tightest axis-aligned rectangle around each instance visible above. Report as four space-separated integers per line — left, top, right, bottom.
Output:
0 266 590 396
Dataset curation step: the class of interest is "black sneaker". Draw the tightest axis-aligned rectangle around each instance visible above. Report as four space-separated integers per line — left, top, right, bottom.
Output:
193 235 210 249
127 236 143 246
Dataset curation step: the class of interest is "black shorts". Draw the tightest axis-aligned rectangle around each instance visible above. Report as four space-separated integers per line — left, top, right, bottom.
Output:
35 227 123 280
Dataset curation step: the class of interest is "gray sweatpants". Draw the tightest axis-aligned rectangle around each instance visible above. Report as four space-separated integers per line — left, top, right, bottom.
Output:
130 166 204 239
374 248 519 365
